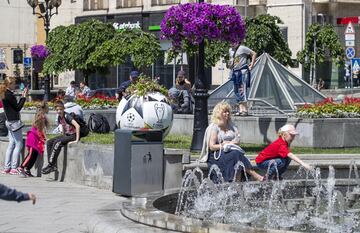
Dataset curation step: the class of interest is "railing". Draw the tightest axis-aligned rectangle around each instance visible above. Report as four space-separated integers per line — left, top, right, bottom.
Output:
116 0 143 8
151 0 180 6
83 0 109 11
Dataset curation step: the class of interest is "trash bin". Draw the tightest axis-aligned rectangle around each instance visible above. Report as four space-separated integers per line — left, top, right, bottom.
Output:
113 129 163 196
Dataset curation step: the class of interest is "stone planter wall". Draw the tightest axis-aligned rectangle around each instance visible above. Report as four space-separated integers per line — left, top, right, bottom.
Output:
20 110 360 148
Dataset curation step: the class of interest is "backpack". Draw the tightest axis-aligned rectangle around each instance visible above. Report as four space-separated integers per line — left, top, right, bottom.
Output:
63 112 90 138
88 113 110 134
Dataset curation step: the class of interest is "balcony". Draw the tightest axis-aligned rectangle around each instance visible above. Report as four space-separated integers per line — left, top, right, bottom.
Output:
83 0 109 11
151 0 180 6
117 0 143 8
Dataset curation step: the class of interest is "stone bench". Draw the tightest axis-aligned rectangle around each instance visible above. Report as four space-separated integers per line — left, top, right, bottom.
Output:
183 154 360 180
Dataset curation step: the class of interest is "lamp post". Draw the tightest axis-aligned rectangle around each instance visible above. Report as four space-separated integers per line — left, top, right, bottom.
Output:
27 0 62 101
190 0 209 151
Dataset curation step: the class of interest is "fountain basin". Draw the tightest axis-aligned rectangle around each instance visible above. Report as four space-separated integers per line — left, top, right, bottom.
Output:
120 179 360 233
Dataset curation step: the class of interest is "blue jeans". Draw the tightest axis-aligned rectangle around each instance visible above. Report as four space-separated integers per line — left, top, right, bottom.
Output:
257 157 291 178
4 128 23 170
232 69 249 103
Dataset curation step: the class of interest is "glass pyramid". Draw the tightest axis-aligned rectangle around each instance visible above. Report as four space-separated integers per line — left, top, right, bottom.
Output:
208 53 325 115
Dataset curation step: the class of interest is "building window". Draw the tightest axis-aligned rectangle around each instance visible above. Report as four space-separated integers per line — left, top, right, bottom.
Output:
117 0 142 8
83 0 108 11
151 0 180 6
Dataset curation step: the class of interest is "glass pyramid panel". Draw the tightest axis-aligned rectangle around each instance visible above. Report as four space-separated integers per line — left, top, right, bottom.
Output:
253 63 292 110
208 80 237 111
270 58 325 104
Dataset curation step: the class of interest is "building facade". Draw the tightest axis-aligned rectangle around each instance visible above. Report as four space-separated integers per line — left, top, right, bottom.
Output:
1 0 360 89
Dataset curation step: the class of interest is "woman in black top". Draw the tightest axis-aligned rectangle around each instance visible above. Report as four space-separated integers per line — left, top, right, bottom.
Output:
1 77 28 175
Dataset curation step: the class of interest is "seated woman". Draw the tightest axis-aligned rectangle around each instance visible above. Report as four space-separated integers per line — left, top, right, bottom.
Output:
199 102 263 182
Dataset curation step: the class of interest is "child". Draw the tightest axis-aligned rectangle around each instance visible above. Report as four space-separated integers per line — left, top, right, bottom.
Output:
255 124 312 181
41 101 82 174
18 111 48 177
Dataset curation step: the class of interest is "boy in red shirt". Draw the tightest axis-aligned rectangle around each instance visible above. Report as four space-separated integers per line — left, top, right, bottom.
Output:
256 124 312 181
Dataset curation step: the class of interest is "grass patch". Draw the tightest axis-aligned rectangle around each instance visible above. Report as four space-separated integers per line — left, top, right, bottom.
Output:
47 133 360 154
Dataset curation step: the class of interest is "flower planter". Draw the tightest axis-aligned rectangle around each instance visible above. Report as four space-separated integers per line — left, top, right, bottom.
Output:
32 58 44 73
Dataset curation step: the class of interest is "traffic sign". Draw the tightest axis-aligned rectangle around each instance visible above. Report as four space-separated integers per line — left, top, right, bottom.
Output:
0 62 5 70
346 41 355 47
352 58 360 71
345 34 355 40
345 22 355 34
346 47 356 59
23 57 32 67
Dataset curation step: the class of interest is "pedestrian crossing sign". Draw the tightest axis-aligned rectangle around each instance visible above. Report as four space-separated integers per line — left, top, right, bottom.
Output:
351 58 360 71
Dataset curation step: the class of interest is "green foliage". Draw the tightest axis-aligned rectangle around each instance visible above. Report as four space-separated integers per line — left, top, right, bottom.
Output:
127 74 168 97
297 23 345 70
43 20 160 76
44 20 115 75
88 28 161 69
244 14 293 66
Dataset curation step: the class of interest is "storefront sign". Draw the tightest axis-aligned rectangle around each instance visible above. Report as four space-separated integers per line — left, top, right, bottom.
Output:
113 21 140 30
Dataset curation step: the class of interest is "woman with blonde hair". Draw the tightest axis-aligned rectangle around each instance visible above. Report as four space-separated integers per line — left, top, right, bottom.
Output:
1 77 28 175
206 101 263 182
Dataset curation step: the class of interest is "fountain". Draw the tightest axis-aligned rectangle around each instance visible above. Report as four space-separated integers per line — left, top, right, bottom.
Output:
121 161 360 233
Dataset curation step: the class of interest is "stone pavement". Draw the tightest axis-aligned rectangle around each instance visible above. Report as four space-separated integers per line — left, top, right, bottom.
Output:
0 175 174 233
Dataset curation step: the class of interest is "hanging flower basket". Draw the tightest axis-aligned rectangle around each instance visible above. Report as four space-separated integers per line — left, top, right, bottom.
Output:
30 45 49 73
160 3 246 50
32 57 44 73
30 45 49 60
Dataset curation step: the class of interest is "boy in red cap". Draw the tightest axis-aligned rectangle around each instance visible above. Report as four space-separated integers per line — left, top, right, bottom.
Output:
256 124 312 181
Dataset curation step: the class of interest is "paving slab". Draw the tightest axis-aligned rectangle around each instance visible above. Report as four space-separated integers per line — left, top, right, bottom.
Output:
0 175 171 233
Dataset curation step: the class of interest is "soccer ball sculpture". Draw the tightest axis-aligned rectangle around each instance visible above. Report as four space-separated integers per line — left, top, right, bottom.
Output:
116 92 173 137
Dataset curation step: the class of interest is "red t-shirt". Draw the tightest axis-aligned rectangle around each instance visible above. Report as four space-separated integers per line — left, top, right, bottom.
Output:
255 137 290 164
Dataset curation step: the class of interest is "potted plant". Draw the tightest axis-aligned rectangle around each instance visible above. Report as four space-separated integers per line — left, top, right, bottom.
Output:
30 45 49 72
116 75 173 136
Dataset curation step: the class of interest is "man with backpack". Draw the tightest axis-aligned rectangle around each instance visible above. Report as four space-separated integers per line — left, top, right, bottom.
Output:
42 101 89 174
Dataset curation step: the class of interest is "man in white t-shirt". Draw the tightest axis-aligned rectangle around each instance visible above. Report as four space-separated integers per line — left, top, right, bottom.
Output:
65 81 77 101
228 43 256 116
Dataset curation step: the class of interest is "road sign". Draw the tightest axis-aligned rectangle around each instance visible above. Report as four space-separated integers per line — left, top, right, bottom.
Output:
23 57 32 67
0 62 5 70
351 58 360 71
346 34 355 40
346 41 355 47
346 47 356 59
345 22 355 34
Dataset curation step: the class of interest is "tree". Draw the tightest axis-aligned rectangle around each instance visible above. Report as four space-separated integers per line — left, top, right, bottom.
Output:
244 14 293 66
88 28 161 69
297 23 344 71
43 20 115 82
43 20 161 81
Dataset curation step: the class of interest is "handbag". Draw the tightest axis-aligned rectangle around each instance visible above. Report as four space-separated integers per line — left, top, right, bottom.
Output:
223 144 245 154
5 120 24 132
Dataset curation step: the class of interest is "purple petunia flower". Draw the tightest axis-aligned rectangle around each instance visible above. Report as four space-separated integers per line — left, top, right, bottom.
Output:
160 3 245 49
30 45 50 59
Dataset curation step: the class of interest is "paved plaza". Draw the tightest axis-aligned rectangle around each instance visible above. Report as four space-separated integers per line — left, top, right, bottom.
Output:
0 175 174 233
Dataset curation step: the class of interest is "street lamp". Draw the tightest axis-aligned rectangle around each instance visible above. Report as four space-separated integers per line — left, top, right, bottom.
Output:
190 0 209 151
27 0 62 101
